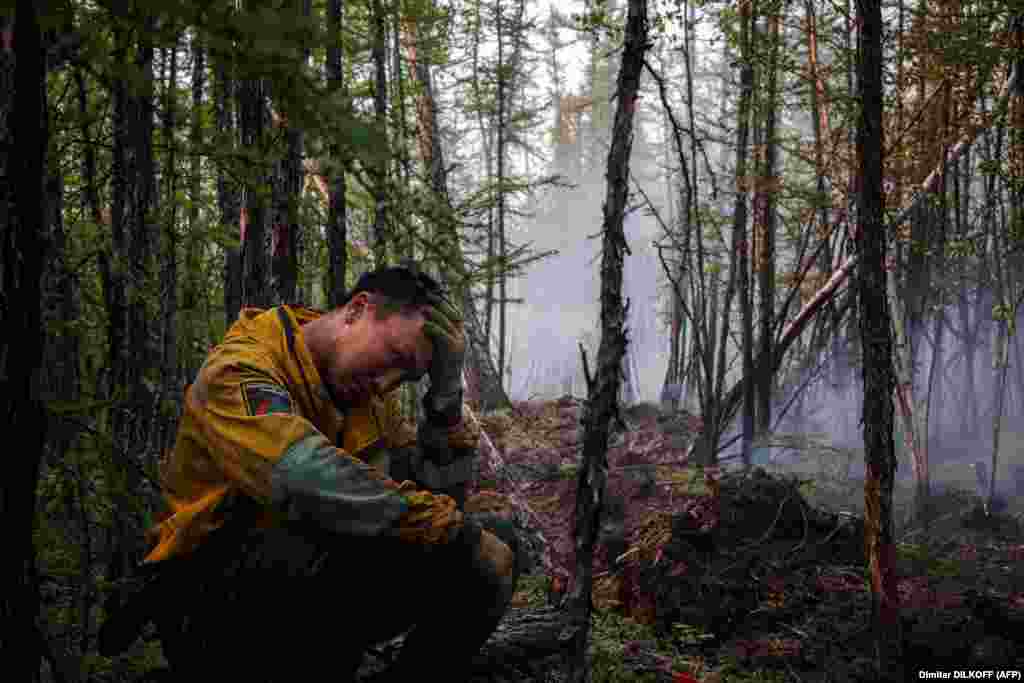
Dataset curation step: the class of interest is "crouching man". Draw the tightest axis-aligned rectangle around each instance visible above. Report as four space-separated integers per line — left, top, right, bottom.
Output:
100 265 518 681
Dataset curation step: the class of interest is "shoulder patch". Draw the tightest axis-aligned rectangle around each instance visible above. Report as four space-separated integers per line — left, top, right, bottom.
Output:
242 381 293 416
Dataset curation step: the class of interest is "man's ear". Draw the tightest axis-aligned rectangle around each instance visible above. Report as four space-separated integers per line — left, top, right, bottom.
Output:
348 292 373 320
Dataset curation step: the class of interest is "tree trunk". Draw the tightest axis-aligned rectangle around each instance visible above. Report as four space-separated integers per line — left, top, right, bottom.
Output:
104 2 156 624
72 60 99 660
959 286 975 436
185 30 205 378
371 0 389 264
216 51 242 324
1 3 49 678
732 0 755 465
495 0 508 396
469 0 496 349
681 0 701 417
41 69 85 683
237 36 271 309
988 309 1009 515
856 0 903 675
562 0 648 680
160 35 180 411
757 8 780 436
124 5 157 398
74 67 103 226
270 0 310 306
69 60 96 663
402 8 509 411
660 47 682 406
921 300 944 513
326 0 348 307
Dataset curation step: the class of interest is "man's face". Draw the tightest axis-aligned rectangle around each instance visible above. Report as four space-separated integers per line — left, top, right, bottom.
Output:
327 294 434 404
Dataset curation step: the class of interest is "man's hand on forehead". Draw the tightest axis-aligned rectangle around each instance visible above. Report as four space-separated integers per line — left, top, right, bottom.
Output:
420 291 467 424
425 291 463 324
422 292 466 355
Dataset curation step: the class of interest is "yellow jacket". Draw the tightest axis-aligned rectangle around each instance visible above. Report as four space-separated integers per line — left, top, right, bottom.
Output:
145 305 477 564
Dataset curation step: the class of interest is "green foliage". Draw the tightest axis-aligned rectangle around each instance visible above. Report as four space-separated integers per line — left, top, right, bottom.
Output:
946 238 977 259
897 542 964 579
589 611 667 683
515 573 549 606
992 302 1014 324
572 1 624 44
672 622 715 647
713 658 789 682
558 462 580 479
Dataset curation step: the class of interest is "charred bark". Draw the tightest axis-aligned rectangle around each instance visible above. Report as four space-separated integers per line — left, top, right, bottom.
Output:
185 31 205 379
160 35 180 409
326 0 348 308
105 1 157 623
757 9 780 436
370 0 389 264
237 55 271 308
856 0 903 676
268 0 309 307
736 0 755 466
495 0 508 396
1 3 49 678
562 0 648 680
215 46 242 324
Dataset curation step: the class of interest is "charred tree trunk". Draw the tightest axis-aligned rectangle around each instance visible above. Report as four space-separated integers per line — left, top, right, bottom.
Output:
1 3 49 678
42 82 85 683
237 38 271 309
217 52 242 324
856 0 903 675
562 0 648 680
270 0 310 306
495 0 508 395
371 0 389 264
185 31 205 378
160 35 180 409
68 62 97 662
104 2 156 626
326 0 348 307
757 8 780 436
729 0 755 466
75 66 103 227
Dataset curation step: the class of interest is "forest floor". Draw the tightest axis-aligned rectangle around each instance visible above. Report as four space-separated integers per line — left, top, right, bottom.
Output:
449 396 1024 683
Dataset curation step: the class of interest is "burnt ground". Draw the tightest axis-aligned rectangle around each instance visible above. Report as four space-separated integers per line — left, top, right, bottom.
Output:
446 397 1024 683
114 396 1024 683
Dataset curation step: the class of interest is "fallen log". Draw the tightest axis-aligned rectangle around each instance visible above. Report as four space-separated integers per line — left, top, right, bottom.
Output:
472 605 574 671
354 605 576 681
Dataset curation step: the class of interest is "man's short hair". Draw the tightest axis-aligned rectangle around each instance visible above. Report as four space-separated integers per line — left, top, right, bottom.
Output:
341 263 445 318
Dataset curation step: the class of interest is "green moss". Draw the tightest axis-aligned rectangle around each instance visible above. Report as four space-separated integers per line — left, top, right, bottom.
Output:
714 658 790 682
559 463 580 479
514 574 550 607
587 609 692 683
898 542 965 578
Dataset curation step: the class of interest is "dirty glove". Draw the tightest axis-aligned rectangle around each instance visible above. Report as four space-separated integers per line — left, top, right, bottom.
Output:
422 292 467 426
450 516 515 591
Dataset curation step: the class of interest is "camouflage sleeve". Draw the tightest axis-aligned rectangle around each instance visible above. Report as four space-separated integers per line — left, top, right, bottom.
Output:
189 347 462 545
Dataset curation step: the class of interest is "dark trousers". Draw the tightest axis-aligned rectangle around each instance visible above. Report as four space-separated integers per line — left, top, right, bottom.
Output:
158 520 517 682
